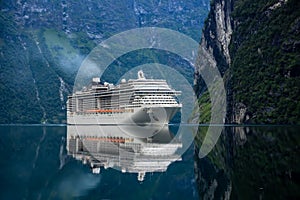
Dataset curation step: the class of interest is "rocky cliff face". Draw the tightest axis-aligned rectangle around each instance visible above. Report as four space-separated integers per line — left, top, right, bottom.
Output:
2 0 209 41
194 0 234 124
195 0 300 124
194 0 233 83
194 0 250 124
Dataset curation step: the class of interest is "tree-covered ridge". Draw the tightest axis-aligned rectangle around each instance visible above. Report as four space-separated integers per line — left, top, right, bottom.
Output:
230 0 300 123
0 14 69 123
0 14 42 123
0 0 209 124
195 0 300 124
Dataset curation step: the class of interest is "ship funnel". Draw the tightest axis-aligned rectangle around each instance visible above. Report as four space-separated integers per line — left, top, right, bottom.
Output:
138 70 146 79
92 77 100 83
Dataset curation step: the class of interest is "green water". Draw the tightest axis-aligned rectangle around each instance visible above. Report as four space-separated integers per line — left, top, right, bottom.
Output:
1 125 299 199
0 125 197 200
195 125 300 200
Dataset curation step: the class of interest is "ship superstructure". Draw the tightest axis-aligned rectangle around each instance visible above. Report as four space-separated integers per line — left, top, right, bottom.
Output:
67 71 182 125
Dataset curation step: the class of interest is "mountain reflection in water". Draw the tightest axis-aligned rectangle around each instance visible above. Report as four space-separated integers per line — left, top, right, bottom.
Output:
0 125 298 199
195 125 300 200
0 125 197 200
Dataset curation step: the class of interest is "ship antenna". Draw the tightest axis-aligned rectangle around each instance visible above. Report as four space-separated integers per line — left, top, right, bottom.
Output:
138 70 146 79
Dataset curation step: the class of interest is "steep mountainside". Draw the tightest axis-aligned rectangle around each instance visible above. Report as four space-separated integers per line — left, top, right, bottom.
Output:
0 0 209 123
194 0 300 199
194 0 300 124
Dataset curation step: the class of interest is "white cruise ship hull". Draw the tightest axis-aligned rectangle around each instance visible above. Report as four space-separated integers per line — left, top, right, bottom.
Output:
67 105 180 126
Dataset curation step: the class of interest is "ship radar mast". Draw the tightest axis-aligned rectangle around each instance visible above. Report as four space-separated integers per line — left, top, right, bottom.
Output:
138 70 146 80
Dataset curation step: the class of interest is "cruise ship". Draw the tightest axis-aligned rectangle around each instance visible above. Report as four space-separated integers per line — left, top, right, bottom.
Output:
67 70 182 126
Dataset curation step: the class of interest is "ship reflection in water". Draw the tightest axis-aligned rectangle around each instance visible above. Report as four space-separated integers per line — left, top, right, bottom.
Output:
67 125 182 181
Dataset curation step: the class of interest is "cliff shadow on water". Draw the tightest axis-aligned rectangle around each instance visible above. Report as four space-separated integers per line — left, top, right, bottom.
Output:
194 125 300 200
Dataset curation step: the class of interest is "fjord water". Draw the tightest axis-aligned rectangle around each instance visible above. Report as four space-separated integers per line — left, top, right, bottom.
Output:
195 125 300 200
0 125 299 199
0 125 197 200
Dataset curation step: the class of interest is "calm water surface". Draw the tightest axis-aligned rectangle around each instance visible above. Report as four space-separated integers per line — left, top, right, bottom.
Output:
0 125 197 200
195 125 300 200
0 125 299 199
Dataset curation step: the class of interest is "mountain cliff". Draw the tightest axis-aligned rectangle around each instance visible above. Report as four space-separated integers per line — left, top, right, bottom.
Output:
194 0 300 199
0 0 209 124
194 0 300 124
